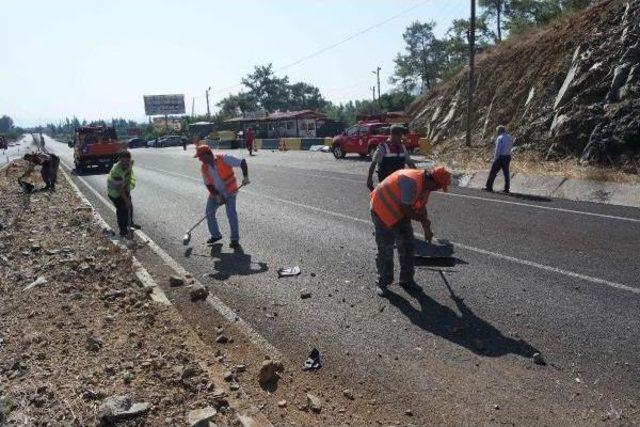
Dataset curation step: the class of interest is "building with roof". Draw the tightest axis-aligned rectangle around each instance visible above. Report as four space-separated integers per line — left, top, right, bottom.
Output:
224 110 342 138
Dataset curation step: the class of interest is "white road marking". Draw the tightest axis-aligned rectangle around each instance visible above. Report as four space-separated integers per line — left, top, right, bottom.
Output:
259 165 640 223
59 161 283 358
140 165 639 296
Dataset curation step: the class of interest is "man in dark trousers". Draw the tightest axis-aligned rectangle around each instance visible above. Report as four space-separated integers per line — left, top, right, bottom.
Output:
23 152 60 191
485 125 513 193
367 125 416 191
107 151 139 239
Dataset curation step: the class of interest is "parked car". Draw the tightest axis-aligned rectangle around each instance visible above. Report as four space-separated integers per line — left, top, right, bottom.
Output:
331 122 421 159
127 137 147 148
149 135 187 148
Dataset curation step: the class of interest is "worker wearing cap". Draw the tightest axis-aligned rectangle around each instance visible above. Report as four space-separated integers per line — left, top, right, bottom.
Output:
367 125 416 192
194 145 250 248
107 151 139 239
370 167 451 297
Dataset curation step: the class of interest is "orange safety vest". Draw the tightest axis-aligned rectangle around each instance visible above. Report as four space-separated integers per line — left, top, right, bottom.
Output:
370 169 429 228
201 155 239 196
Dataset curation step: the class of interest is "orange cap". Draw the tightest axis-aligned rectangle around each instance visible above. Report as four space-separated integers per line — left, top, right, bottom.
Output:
194 144 212 158
429 166 452 192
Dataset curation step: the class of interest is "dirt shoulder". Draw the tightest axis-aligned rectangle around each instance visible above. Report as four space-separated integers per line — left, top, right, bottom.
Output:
0 161 275 426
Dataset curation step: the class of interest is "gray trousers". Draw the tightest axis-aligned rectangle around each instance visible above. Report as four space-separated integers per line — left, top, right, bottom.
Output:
372 212 415 288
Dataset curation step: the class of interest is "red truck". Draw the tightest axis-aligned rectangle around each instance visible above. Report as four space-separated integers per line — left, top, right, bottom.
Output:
331 122 420 159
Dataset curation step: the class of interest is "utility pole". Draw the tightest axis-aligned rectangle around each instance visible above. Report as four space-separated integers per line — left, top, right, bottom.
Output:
372 67 381 104
205 86 212 119
466 0 476 147
191 97 195 118
372 86 376 102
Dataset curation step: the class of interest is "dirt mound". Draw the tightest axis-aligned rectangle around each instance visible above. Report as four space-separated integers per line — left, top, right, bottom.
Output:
409 0 640 172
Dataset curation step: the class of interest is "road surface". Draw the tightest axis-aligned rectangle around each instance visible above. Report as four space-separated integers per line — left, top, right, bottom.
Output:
48 137 640 424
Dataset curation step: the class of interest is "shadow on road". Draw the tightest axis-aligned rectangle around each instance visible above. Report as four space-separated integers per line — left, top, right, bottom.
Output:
208 243 269 280
387 271 538 358
413 239 468 268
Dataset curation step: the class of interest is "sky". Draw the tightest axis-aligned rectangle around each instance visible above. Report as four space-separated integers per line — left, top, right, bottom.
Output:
1 0 469 126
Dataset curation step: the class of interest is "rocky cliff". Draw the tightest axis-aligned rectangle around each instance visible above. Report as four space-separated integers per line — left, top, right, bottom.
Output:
408 0 640 171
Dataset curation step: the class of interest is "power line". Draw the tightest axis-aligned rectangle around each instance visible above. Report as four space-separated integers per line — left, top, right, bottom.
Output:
210 0 432 95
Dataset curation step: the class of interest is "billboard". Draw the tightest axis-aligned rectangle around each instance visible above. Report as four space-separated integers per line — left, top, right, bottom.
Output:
143 94 186 116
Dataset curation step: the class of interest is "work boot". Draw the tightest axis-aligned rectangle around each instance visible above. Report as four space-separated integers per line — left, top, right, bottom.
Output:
131 223 142 230
375 285 389 297
229 240 241 249
207 236 222 245
399 280 420 292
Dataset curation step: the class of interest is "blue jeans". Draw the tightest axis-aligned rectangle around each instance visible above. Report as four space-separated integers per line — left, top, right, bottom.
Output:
206 194 239 241
372 212 415 288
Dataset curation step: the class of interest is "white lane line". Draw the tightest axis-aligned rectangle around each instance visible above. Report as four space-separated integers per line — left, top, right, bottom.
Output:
442 191 640 223
141 165 639 295
59 161 283 358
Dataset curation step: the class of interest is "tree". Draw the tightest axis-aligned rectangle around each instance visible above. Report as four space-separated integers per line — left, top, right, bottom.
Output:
288 82 328 111
445 17 493 67
479 0 511 42
392 21 448 92
216 92 258 118
241 64 290 112
0 115 14 133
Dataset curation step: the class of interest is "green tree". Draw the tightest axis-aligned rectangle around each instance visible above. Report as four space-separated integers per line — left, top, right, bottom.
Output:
288 82 327 111
391 21 448 92
0 115 14 133
479 0 511 41
241 64 290 112
216 92 258 119
445 17 493 67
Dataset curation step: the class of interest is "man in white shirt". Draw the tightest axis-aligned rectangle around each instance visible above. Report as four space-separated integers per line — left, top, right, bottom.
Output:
485 125 513 193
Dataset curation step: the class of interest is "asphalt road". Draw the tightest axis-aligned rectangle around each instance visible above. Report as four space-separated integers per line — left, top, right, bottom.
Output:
48 138 640 424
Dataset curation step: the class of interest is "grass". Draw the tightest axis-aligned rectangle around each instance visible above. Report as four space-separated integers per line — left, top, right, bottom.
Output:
432 149 640 184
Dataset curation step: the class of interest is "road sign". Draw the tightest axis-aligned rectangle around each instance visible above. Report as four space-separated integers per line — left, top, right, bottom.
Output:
143 94 186 116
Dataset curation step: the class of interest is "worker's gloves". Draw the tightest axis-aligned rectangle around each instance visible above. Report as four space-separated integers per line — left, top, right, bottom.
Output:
241 177 251 186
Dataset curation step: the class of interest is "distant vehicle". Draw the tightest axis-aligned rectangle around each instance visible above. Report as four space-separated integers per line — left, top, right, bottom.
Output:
331 122 421 159
149 135 187 148
69 126 123 173
127 137 147 148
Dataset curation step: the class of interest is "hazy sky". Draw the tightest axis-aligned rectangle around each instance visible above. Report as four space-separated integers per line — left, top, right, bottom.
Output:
1 1 469 126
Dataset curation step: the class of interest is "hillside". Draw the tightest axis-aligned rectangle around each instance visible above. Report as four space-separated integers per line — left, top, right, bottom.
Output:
409 0 640 173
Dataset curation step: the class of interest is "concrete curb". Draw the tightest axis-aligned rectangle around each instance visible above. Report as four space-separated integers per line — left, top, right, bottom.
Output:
453 170 640 208
59 165 275 427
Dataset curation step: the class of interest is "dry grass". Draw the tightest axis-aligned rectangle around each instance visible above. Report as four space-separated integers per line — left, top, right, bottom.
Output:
433 149 640 184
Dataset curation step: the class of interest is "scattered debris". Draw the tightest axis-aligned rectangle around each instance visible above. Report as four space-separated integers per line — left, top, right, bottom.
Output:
300 289 312 299
302 348 322 371
169 275 185 287
277 266 301 278
190 284 209 301
532 352 546 366
24 275 47 291
306 393 322 413
343 389 354 400
258 359 284 386
404 409 414 416
97 394 150 424
86 333 104 352
278 400 287 408
187 407 218 427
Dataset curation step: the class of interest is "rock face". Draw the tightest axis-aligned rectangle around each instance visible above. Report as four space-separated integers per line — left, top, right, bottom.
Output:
409 0 640 171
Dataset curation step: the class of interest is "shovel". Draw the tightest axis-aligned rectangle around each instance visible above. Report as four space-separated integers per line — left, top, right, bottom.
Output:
181 183 246 246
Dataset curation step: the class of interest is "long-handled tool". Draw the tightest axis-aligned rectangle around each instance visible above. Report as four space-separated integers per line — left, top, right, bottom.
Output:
181 183 247 246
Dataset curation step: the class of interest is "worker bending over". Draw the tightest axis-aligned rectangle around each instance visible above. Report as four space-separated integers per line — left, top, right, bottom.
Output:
370 167 451 297
23 152 60 191
194 145 250 249
367 125 416 191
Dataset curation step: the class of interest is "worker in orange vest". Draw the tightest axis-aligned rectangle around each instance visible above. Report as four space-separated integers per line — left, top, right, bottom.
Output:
194 145 250 249
370 167 451 297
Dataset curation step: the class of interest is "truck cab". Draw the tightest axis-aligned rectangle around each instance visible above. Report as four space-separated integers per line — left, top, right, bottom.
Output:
71 126 122 174
331 122 420 159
